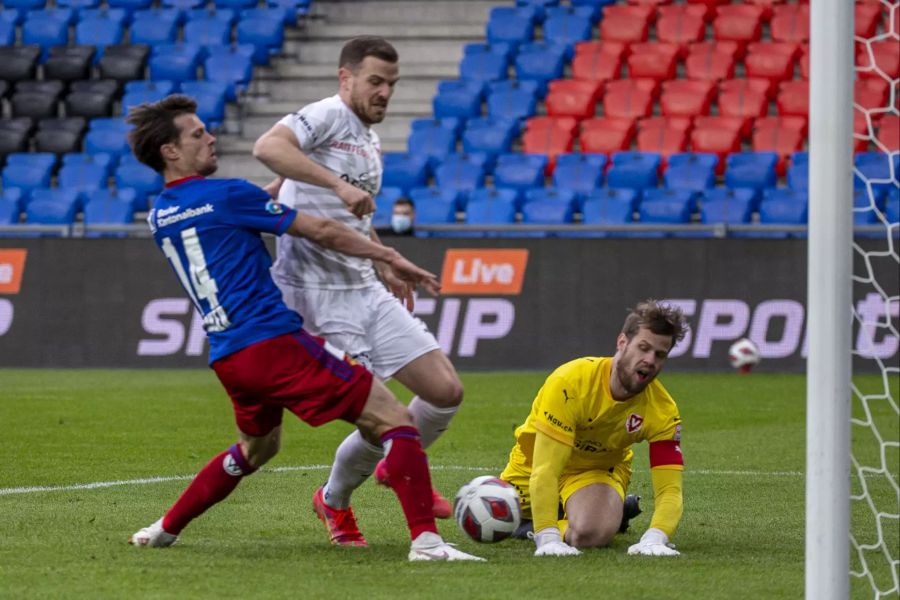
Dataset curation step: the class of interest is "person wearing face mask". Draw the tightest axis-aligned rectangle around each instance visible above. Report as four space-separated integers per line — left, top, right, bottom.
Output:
499 299 689 558
253 36 467 550
381 198 416 236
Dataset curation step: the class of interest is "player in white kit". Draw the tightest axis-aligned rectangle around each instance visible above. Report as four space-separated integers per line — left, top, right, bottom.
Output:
253 36 463 547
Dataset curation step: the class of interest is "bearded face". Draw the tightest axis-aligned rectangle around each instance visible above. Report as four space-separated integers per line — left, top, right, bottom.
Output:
612 327 673 397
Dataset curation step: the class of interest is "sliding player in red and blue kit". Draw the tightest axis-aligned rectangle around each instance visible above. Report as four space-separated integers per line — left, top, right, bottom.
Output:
124 95 483 561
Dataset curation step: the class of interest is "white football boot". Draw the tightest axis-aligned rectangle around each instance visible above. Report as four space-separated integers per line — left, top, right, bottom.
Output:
408 531 486 562
128 517 178 548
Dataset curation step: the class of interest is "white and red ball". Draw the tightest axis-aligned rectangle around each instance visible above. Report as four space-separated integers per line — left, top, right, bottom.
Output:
453 476 521 543
728 337 761 373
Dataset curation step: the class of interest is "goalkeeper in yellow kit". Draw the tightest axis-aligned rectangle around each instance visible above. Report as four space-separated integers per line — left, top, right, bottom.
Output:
500 300 688 557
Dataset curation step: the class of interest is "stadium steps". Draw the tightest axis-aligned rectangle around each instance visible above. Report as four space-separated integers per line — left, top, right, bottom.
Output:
215 0 504 183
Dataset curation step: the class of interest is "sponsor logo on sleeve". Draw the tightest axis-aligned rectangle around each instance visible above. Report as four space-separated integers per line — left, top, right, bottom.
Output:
265 200 285 215
625 413 644 434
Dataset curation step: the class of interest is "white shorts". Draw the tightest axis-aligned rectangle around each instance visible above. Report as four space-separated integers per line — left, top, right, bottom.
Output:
277 282 440 380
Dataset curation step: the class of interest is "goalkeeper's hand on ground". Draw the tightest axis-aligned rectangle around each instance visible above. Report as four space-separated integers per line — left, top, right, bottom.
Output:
627 528 680 557
531 527 581 557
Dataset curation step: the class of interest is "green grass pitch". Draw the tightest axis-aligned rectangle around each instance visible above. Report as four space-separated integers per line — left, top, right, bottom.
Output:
1 369 896 599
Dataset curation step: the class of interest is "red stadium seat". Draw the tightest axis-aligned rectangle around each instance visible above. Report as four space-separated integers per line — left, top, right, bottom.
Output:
744 42 799 85
856 40 900 80
686 0 730 17
626 43 679 82
575 41 629 63
717 80 768 136
602 79 656 119
639 116 693 136
720 77 773 100
755 115 807 138
685 42 737 81
743 0 785 21
691 116 744 172
600 5 653 44
712 5 764 57
660 79 716 117
628 0 672 7
752 122 804 175
545 79 602 120
855 78 890 112
776 80 809 117
657 4 709 22
521 116 577 170
798 43 809 79
656 11 705 58
571 49 622 83
579 117 636 155
875 115 899 152
636 123 689 165
770 4 809 44
853 113 871 153
855 2 882 39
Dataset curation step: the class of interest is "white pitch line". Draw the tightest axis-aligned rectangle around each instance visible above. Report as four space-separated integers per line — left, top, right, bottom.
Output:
0 465 802 497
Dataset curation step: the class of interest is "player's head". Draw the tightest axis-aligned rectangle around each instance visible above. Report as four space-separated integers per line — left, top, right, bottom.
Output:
126 94 218 177
613 300 688 396
338 36 399 126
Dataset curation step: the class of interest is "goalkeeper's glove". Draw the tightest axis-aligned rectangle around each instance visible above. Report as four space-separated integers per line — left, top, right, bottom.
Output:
627 528 680 557
531 527 581 557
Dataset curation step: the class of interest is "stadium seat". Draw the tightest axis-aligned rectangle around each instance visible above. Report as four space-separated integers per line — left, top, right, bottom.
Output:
664 153 718 192
600 4 651 43
370 187 401 230
486 87 538 123
34 118 86 155
0 122 32 165
184 13 233 47
712 4 764 56
493 154 549 208
876 116 899 152
58 161 109 199
691 117 744 173
459 52 508 83
607 151 661 191
544 79 601 120
149 44 203 82
382 153 429 195
542 12 593 59
751 123 804 176
407 122 457 171
204 45 255 101
23 13 70 60
0 45 41 83
0 192 22 226
717 80 768 134
108 0 154 16
602 79 655 120
413 196 457 234
854 152 899 200
115 158 164 209
464 191 518 231
433 80 484 120
521 117 577 169
725 152 778 192
626 43 679 82
235 13 284 65
571 44 623 83
640 188 694 225
523 186 577 210
75 15 125 62
43 45 95 83
98 44 150 84
410 116 463 140
461 117 517 170
581 188 638 236
63 152 115 177
660 79 715 117
684 42 737 81
0 18 16 46
770 4 809 44
2 163 54 197
433 153 487 206
856 40 900 81
65 80 117 118
463 42 515 68
745 42 799 85
700 190 754 228
520 196 576 234
579 117 635 155
636 122 688 164
776 80 809 117
552 152 607 200
10 88 60 120
180 80 228 129
756 188 808 238
25 190 80 232
409 186 461 215
486 6 535 49
83 195 135 236
656 9 705 57
84 128 131 160
130 8 182 46
514 42 567 98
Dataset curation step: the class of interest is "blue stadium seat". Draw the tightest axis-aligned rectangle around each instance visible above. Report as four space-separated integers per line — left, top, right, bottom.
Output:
148 44 203 82
180 80 228 129
463 42 515 66
130 9 181 46
187 7 236 25
236 12 284 65
0 20 15 45
83 194 135 236
579 188 637 237
494 153 549 208
84 128 130 160
204 46 254 101
266 0 308 25
700 191 753 238
853 188 884 226
414 197 457 233
569 0 610 21
639 195 692 236
407 123 457 171
107 0 154 19
372 186 403 229
702 188 757 218
122 89 171 114
786 159 808 190
410 117 463 139
115 157 163 210
382 152 429 195
514 42 567 98
88 117 131 132
521 197 575 235
62 152 115 176
2 164 53 200
524 187 576 209
433 80 484 120
26 189 80 233
86 188 139 212
459 51 508 83
725 152 778 192
58 162 109 205
643 187 696 214
461 117 517 171
184 14 233 46
542 12 592 59
854 152 899 199
7 152 57 175
885 189 899 227
162 0 205 10
545 4 596 22
23 12 70 60
755 188 808 238
552 153 606 202
664 153 718 193
4 0 47 10
0 193 21 226
434 153 488 208
486 87 538 124
486 7 535 49
125 80 177 96
465 191 517 234
214 0 257 9
607 152 661 191
409 187 460 215
487 79 540 97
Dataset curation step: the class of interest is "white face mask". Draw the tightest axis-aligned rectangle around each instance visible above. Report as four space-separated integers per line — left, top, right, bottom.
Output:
391 214 412 233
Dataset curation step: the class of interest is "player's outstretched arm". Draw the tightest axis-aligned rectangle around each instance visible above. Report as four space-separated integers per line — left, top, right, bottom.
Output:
287 212 439 295
253 124 374 218
370 228 419 310
627 468 683 557
530 431 580 557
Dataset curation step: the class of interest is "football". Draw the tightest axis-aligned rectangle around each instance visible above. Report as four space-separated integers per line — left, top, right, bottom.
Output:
454 475 521 543
728 337 761 373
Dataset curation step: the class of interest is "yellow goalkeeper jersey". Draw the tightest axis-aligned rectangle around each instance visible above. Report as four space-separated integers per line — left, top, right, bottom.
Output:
506 356 683 475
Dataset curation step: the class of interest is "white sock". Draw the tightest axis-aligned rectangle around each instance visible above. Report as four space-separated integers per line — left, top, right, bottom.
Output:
322 430 382 510
408 396 459 450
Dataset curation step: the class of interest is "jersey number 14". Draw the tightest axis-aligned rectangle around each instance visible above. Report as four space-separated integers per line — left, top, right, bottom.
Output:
160 227 231 333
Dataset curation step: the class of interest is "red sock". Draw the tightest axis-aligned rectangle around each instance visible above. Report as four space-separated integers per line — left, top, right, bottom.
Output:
381 426 438 540
162 444 256 535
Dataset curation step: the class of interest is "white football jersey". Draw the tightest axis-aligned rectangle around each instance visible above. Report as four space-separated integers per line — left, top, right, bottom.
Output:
271 95 383 290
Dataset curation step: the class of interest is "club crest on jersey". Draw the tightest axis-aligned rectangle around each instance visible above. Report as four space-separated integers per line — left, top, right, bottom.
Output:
625 413 644 434
265 200 285 215
222 453 243 476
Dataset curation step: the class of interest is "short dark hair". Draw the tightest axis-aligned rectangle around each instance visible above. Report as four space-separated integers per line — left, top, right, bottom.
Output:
339 36 398 71
126 94 198 173
621 299 689 349
393 198 415 210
